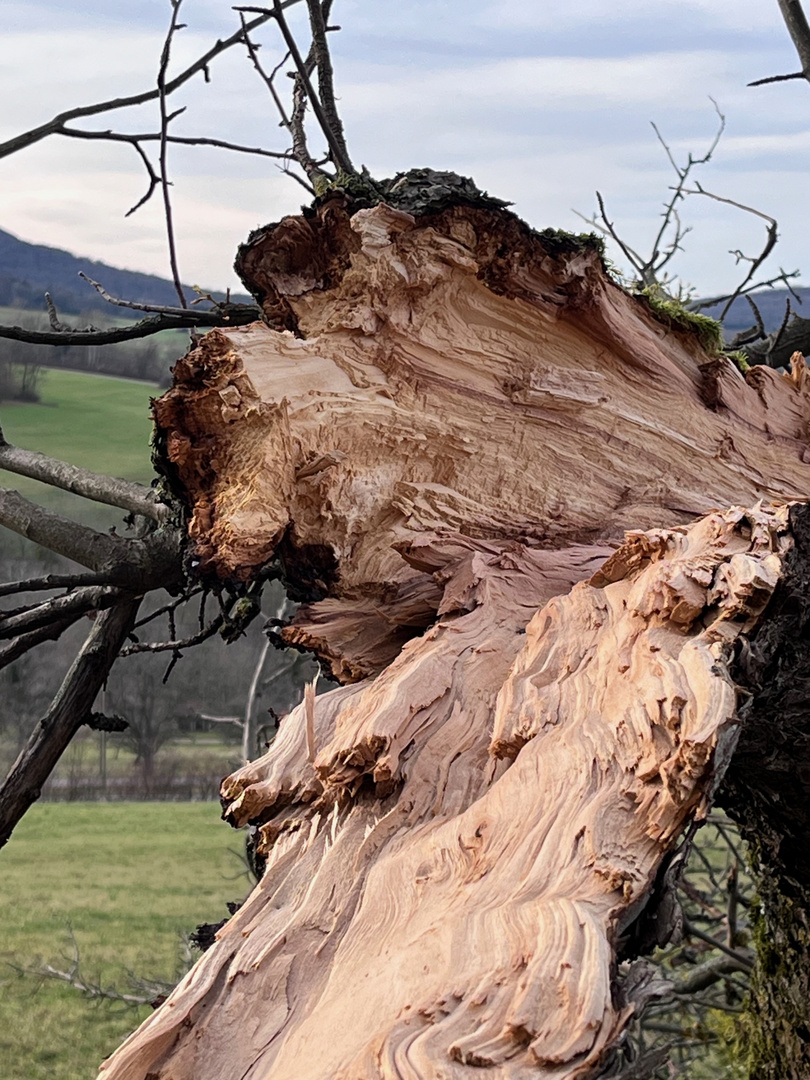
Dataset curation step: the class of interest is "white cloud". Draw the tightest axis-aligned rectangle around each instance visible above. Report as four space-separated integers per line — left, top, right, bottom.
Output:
477 0 785 33
0 1 807 295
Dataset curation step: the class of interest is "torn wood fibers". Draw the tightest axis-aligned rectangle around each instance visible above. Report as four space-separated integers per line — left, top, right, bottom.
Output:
101 198 810 1078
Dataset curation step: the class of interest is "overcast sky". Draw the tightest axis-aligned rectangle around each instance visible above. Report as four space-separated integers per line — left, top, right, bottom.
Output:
1 0 808 298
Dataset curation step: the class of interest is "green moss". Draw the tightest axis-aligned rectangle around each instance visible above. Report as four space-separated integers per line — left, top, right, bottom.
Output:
726 350 751 374
638 287 725 353
733 835 810 1080
533 227 606 261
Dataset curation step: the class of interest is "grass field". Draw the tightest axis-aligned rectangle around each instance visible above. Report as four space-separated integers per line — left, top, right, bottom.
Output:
0 367 158 536
0 802 249 1080
1 367 156 482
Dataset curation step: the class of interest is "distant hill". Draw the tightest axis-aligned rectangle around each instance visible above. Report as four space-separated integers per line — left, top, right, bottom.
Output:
698 285 810 339
0 227 252 317
1 223 805 347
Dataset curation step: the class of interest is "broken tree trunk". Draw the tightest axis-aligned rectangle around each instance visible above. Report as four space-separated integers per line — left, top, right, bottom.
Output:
101 195 810 1078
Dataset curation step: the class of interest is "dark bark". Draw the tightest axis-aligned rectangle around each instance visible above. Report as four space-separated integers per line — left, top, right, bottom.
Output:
0 597 141 848
0 585 123 639
0 617 78 671
0 488 183 591
721 503 810 1077
0 434 165 520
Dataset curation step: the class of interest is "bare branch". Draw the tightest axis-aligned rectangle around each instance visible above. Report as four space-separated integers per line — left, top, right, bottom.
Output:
688 269 801 313
0 585 123 639
16 928 179 1008
125 139 161 216
158 0 188 308
671 954 753 995
78 272 214 319
640 102 724 288
0 571 111 599
776 0 810 79
238 13 293 130
0 302 260 346
268 0 353 175
234 6 328 183
744 313 810 368
748 71 806 86
277 161 318 195
728 295 767 348
0 488 141 572
0 7 307 162
0 596 142 848
0 617 80 672
683 183 778 321
305 0 352 172
64 126 295 158
0 488 181 591
57 125 298 219
45 292 71 331
119 615 225 656
0 431 165 521
767 297 793 359
682 919 754 970
578 104 735 296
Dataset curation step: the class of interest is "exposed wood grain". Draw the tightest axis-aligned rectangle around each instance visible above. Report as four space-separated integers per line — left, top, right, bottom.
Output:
98 505 791 1080
101 198 810 1079
154 199 810 680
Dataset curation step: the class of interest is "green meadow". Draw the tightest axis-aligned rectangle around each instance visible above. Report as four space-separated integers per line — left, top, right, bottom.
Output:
0 367 158 535
0 802 249 1080
0 370 258 1079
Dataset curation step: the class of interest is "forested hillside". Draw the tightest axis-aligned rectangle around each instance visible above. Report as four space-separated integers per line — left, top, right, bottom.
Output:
0 227 250 315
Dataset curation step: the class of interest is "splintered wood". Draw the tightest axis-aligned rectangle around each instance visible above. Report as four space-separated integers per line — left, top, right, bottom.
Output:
100 505 791 1080
152 200 810 680
104 198 810 1079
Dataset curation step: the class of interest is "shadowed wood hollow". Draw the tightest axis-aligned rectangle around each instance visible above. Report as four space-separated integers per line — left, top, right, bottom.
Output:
100 196 810 1079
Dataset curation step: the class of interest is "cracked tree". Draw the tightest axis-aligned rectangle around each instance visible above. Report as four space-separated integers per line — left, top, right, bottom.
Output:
62 188 803 1080
3 2 810 1078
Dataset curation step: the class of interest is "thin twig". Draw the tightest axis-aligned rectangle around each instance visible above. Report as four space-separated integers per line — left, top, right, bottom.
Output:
119 615 225 656
708 816 748 866
238 12 293 129
0 571 110 599
0 585 123 640
594 192 645 276
0 9 303 161
277 161 317 195
641 103 725 287
683 183 778 321
157 0 188 308
0 617 80 672
132 588 203 630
